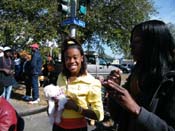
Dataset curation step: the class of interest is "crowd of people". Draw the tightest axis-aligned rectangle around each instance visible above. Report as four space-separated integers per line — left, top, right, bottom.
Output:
0 43 42 104
0 19 175 131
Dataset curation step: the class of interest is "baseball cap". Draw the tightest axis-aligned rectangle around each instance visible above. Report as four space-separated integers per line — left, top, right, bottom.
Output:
30 43 39 49
3 46 11 51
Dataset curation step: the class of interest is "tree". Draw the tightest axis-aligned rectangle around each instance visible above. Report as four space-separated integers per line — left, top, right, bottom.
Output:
168 23 175 39
0 0 156 57
80 0 156 57
0 0 60 47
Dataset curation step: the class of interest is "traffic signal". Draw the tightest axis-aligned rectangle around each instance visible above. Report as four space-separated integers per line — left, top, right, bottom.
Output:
79 5 87 15
58 0 71 16
78 0 87 15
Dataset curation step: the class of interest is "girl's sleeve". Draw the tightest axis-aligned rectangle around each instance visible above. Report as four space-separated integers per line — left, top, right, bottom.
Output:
87 79 104 121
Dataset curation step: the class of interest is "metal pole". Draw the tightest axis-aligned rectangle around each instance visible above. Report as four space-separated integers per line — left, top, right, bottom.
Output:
70 26 76 38
70 0 77 38
71 0 76 17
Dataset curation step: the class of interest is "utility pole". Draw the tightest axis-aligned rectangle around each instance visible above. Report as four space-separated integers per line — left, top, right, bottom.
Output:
70 0 77 38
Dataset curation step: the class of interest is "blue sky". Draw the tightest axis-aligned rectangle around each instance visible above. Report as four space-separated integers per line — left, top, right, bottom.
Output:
105 0 175 58
151 0 175 24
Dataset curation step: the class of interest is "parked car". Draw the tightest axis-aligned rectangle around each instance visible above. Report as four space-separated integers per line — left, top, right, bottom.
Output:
111 64 131 73
121 63 135 70
85 52 120 78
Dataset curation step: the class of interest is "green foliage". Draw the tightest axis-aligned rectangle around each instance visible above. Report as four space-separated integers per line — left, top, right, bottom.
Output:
0 0 156 57
79 0 156 57
0 0 60 46
168 23 175 40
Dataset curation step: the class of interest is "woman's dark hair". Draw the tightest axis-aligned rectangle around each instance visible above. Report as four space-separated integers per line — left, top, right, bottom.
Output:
13 51 20 58
61 37 87 77
130 20 175 77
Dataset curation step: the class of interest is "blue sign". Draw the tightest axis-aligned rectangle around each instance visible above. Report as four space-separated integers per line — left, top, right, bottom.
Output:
62 18 74 26
73 19 86 28
62 18 86 28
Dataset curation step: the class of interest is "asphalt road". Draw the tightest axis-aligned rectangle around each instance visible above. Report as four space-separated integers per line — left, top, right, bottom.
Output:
23 111 52 131
23 111 96 131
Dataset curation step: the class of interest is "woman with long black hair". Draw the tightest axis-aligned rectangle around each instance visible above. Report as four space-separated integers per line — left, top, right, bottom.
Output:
105 20 175 131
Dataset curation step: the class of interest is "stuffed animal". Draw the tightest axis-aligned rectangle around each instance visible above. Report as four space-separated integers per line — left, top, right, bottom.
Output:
44 84 67 124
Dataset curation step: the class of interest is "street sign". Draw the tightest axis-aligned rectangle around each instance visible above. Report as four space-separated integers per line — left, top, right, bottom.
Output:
73 19 85 28
62 18 86 28
62 18 74 25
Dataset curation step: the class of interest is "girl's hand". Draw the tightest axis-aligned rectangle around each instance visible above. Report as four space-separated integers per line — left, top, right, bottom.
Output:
107 79 141 117
64 98 79 111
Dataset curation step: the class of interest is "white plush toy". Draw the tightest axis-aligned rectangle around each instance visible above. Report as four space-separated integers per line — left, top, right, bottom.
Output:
44 84 67 124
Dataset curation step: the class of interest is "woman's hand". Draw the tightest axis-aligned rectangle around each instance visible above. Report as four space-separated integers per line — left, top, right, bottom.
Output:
103 69 122 87
107 79 141 117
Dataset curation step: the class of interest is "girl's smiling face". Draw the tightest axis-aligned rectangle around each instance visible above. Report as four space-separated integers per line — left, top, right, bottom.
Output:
64 48 83 76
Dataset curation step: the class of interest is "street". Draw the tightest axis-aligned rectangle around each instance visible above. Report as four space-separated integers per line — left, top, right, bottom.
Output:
23 112 52 131
23 111 96 131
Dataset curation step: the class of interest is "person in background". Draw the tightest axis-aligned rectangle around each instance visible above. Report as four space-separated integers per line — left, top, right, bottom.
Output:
41 54 56 86
13 51 22 82
0 46 16 100
96 75 105 83
105 20 175 131
0 46 4 57
21 53 32 101
28 43 42 104
52 38 104 131
0 82 18 131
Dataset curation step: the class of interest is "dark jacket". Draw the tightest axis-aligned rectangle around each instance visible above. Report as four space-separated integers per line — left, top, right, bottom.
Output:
22 60 32 75
108 71 175 131
31 50 42 75
0 57 16 86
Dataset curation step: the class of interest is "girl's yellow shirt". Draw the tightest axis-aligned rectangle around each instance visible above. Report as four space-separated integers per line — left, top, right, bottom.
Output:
57 73 104 121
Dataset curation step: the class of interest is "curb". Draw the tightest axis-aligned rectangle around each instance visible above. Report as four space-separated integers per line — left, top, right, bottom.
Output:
19 106 47 117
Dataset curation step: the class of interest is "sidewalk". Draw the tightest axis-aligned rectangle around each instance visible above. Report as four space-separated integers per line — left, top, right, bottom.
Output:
9 84 48 117
9 99 47 116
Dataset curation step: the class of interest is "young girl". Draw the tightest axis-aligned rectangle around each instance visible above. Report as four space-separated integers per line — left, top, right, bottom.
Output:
52 38 104 131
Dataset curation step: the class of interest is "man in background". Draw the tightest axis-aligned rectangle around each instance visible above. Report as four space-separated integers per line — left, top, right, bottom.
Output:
28 43 42 104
